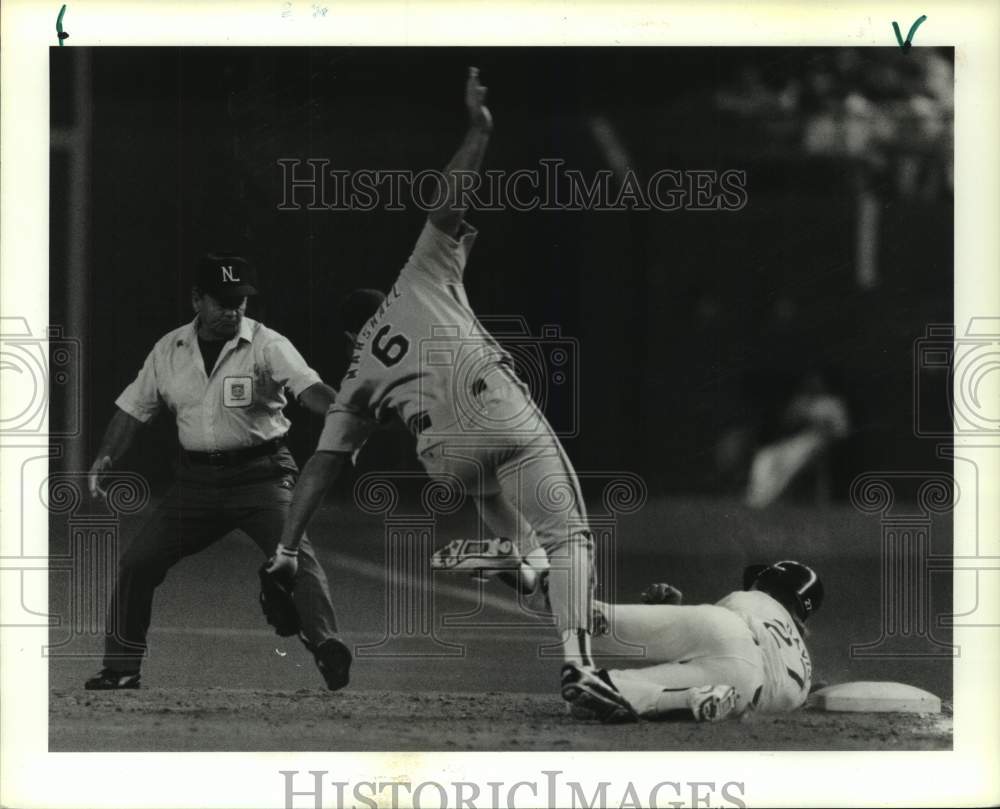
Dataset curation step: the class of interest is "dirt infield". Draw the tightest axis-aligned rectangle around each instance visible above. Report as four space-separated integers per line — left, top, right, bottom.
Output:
48 496 954 752
50 687 952 752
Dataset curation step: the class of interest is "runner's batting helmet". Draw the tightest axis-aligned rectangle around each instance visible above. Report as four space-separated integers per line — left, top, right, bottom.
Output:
743 560 823 623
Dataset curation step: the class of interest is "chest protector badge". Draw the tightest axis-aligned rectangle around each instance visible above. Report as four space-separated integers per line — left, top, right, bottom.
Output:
223 376 253 407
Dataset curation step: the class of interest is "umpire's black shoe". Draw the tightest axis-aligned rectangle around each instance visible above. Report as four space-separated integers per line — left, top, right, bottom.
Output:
84 669 141 690
314 638 352 691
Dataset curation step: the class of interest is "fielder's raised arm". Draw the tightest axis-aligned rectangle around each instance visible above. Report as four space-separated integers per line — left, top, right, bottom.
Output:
274 67 496 568
428 66 493 238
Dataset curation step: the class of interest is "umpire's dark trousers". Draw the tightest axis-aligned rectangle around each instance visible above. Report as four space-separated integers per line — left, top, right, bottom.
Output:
102 445 338 673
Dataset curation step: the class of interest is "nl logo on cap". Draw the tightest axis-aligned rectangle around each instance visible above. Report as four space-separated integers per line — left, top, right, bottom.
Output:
197 252 257 295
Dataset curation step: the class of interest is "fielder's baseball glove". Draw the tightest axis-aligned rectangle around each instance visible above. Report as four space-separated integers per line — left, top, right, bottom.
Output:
258 563 301 637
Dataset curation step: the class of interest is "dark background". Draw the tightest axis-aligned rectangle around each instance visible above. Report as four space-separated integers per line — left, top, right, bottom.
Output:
50 47 953 496
48 47 956 743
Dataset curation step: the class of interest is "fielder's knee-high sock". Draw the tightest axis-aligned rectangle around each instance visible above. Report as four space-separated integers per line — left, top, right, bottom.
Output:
545 533 594 666
559 628 594 667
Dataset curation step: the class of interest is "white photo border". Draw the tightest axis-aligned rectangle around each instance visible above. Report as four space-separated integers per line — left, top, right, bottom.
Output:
2 1 998 807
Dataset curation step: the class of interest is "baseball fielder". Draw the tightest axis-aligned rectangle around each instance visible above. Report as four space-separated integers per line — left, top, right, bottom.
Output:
274 67 602 696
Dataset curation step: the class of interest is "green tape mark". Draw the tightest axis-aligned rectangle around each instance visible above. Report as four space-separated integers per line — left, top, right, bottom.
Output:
892 14 927 52
56 4 68 47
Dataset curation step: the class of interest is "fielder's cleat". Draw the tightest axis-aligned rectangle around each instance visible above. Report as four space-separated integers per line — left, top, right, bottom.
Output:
84 669 141 690
687 685 739 722
314 638 352 691
561 663 638 724
431 537 521 578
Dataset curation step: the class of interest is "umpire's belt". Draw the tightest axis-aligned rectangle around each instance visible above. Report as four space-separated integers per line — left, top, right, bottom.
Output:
184 437 285 466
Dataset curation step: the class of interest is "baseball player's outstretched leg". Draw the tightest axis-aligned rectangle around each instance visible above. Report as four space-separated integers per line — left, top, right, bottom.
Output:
608 666 745 722
491 422 597 667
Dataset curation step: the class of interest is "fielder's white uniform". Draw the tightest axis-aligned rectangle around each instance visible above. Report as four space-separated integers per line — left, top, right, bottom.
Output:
318 219 594 641
598 589 812 716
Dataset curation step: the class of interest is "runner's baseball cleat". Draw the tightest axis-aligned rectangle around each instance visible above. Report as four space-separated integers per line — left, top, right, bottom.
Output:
687 685 739 722
561 663 639 724
84 669 141 690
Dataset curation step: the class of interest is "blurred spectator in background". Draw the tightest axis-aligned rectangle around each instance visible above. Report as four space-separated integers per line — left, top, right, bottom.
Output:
714 48 953 200
744 368 851 508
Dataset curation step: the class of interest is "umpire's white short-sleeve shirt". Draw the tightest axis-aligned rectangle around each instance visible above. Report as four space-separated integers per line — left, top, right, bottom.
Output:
115 316 321 452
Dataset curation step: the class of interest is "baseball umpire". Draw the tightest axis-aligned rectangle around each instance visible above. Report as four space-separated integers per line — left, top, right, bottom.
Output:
272 67 602 698
84 253 352 691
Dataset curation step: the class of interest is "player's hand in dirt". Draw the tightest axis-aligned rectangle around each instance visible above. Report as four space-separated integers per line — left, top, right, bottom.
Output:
641 582 683 605
265 544 299 584
88 455 113 500
465 66 492 132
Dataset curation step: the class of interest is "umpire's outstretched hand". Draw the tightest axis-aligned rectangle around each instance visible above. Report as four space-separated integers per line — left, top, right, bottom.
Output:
88 455 112 500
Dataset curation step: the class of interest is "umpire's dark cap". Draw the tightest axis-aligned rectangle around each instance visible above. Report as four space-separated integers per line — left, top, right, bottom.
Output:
340 288 386 333
196 252 259 297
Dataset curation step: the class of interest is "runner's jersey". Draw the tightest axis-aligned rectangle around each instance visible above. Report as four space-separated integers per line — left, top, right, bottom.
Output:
716 590 813 712
317 219 514 453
